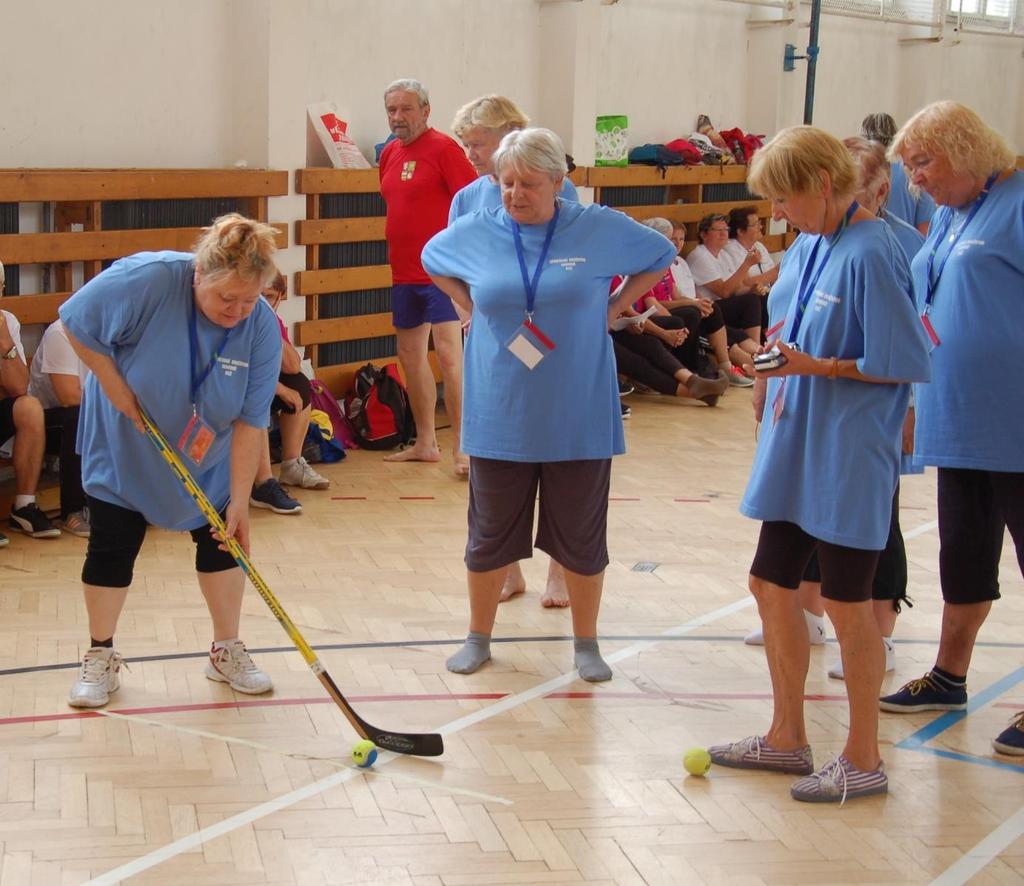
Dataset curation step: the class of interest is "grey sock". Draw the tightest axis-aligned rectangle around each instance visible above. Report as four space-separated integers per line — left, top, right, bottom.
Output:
574 637 612 682
446 632 492 674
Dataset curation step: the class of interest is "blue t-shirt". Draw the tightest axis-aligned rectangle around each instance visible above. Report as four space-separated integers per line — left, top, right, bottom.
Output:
422 201 675 462
883 210 926 262
741 219 932 550
59 251 281 530
911 171 1024 472
449 175 579 223
887 161 936 230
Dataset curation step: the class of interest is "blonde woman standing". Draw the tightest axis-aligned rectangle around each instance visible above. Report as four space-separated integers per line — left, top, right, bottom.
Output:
60 214 282 708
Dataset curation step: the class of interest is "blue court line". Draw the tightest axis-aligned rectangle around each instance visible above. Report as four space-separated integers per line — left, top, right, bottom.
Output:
895 666 1024 775
908 746 1024 775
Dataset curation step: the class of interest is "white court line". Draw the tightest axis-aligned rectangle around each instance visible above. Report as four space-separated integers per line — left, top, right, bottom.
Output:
905 519 939 540
83 593 755 885
929 803 1024 885
94 709 513 806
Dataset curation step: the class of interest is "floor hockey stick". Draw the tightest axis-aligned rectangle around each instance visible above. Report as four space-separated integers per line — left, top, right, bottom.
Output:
140 408 444 757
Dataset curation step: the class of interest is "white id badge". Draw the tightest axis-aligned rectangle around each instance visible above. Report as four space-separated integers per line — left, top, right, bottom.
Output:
506 319 555 370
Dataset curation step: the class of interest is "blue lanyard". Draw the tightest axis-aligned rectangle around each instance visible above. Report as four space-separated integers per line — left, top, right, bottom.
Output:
189 297 233 411
512 203 559 317
788 201 858 344
922 173 998 315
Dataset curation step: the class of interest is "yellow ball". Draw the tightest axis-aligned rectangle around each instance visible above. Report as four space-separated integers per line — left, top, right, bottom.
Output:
683 747 711 777
352 739 378 768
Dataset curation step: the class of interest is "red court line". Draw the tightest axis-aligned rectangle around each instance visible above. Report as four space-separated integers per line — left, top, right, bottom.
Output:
674 498 711 503
0 690 848 728
995 702 1024 710
331 496 367 500
608 497 641 501
399 496 435 501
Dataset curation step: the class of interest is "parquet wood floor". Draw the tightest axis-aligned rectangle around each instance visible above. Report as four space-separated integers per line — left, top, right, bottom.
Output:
0 389 1020 885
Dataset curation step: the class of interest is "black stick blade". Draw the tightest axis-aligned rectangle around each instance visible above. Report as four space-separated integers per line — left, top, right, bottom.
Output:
367 729 445 757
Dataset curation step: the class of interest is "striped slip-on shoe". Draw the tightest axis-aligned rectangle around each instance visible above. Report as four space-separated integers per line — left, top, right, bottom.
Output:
790 754 888 804
708 735 814 775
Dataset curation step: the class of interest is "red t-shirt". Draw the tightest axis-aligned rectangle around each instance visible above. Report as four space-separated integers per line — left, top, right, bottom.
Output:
379 128 477 284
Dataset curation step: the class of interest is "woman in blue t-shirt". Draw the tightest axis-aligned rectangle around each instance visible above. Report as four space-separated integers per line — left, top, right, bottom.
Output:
877 101 1024 759
423 128 675 683
59 215 282 710
708 126 931 803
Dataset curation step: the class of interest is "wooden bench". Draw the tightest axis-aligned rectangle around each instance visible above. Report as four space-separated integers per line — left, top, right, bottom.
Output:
296 164 790 398
0 168 290 517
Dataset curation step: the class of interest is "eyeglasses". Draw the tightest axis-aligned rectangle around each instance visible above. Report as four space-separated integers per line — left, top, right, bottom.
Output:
709 226 729 233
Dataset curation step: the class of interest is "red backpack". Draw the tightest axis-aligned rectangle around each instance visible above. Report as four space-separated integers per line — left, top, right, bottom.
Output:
717 128 765 165
344 363 416 451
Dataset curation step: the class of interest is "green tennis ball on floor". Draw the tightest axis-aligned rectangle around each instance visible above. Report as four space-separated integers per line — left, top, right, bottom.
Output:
684 747 711 777
352 739 378 769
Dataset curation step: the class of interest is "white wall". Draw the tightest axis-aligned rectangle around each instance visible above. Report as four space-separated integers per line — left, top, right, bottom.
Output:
2 0 1022 334
1 1 236 167
303 0 544 158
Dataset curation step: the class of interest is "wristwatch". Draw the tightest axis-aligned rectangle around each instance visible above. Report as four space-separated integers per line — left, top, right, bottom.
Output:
2 345 18 360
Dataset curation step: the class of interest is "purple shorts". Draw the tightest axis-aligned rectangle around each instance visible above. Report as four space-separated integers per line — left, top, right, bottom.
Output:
391 283 459 329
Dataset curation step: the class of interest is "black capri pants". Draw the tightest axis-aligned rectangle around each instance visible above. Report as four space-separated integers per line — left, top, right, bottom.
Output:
716 292 762 339
937 467 1024 604
271 371 311 414
802 483 909 610
466 457 611 576
751 520 881 603
83 494 238 588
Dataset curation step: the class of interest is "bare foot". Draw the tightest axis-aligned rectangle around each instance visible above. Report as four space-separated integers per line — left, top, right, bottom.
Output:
500 561 526 602
383 445 441 463
454 450 470 480
540 561 570 608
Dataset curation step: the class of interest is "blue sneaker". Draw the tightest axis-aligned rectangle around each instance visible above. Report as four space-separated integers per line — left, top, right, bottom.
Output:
992 711 1024 756
250 478 302 515
879 671 967 713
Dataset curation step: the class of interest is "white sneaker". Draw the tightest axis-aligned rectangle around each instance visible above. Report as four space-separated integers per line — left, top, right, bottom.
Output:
68 647 123 708
205 640 273 694
279 456 330 490
745 610 826 647
829 636 895 680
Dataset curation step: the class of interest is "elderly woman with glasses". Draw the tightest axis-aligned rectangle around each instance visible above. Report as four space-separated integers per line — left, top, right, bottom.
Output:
708 126 931 803
423 128 674 682
686 213 763 379
876 101 1024 759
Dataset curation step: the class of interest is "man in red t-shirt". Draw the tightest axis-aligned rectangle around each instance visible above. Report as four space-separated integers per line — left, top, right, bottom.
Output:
379 78 477 477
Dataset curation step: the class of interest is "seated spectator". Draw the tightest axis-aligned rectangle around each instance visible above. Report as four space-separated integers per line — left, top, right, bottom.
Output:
611 308 728 406
843 137 925 262
685 214 763 374
639 219 753 387
725 206 778 290
249 272 329 516
27 319 90 536
0 260 60 541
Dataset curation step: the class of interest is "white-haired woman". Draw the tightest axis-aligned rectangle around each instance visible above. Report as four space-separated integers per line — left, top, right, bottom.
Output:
877 101 1024 758
423 128 675 682
60 214 282 708
449 94 578 608
708 126 931 803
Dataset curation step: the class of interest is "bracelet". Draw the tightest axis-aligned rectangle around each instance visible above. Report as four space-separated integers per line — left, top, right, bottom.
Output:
828 357 839 379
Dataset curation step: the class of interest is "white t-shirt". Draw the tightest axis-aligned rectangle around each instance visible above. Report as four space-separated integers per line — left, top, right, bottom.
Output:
670 257 697 298
0 310 27 455
724 239 775 277
28 319 88 410
685 244 741 301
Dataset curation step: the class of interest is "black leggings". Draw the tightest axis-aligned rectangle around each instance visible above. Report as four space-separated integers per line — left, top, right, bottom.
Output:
611 323 692 396
82 494 237 588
